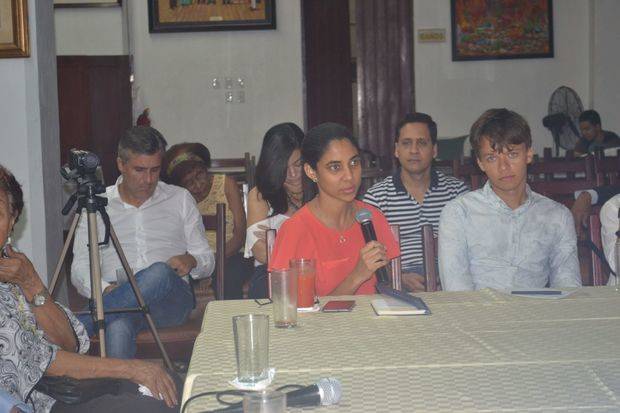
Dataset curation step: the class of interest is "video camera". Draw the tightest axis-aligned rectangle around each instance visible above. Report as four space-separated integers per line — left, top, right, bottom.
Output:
60 148 108 217
61 149 101 183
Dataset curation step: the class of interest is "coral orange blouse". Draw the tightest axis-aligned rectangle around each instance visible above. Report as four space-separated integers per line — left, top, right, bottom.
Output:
269 200 400 296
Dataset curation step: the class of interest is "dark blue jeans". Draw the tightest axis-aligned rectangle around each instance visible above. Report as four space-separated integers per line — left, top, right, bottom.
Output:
78 262 194 359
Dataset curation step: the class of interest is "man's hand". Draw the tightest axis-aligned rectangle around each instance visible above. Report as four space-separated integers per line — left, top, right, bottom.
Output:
167 254 197 276
571 191 592 239
103 283 118 294
126 360 177 408
402 272 426 293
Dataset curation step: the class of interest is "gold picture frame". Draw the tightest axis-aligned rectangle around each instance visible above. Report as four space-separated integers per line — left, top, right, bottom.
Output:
148 0 276 33
0 0 29 58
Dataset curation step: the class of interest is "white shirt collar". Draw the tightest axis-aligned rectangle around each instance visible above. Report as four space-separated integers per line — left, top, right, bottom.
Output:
109 175 170 209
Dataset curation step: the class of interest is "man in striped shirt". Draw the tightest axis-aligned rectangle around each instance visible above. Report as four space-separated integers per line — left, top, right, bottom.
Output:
364 113 468 292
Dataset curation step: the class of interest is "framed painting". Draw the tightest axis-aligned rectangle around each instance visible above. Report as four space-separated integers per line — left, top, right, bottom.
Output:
451 0 553 61
54 0 121 7
148 0 276 33
0 0 29 58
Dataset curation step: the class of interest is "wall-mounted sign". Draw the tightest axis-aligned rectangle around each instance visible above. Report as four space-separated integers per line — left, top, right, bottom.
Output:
418 29 446 43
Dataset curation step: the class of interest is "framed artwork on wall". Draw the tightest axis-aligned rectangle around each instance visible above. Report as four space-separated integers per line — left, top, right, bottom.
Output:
148 0 276 33
451 0 553 61
0 0 29 58
53 0 121 7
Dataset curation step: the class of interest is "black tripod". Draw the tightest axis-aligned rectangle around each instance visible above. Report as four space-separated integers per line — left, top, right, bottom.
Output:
49 173 173 370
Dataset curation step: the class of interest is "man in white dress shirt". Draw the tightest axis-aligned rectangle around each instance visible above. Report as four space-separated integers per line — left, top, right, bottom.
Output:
71 126 214 359
601 194 620 283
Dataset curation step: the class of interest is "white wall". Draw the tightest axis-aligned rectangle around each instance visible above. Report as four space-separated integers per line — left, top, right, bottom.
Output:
0 0 62 282
414 0 591 155
55 6 126 55
126 1 304 158
53 1 617 158
592 0 620 134
56 2 304 158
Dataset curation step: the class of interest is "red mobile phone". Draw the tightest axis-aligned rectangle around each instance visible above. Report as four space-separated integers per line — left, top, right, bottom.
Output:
322 300 356 312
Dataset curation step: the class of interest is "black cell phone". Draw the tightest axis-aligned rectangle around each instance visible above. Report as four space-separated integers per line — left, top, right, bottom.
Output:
322 300 356 312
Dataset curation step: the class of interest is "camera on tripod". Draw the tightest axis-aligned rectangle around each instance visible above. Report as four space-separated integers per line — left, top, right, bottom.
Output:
51 148 174 365
61 149 101 184
60 148 108 232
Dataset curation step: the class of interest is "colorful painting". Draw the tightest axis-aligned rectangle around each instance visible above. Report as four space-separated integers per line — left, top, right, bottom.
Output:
148 0 275 33
451 0 553 61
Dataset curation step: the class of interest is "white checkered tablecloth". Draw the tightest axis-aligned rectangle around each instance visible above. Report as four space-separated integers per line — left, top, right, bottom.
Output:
182 287 620 412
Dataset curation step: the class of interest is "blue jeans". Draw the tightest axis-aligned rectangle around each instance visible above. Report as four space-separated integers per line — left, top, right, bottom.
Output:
78 262 194 359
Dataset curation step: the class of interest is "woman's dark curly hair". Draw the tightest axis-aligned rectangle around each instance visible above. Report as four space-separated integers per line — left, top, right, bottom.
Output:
0 164 24 223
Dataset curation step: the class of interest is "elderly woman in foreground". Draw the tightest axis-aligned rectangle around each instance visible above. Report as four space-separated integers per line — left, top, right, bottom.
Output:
0 164 177 413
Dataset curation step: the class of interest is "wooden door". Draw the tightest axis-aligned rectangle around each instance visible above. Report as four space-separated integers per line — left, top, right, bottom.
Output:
57 56 132 185
302 0 353 130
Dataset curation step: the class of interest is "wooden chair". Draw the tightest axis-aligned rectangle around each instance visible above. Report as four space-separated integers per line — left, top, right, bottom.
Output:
583 213 611 286
421 224 440 292
360 166 390 195
433 159 456 177
528 151 594 182
527 153 596 207
594 149 620 186
210 152 256 188
265 229 277 299
452 158 485 190
389 224 402 291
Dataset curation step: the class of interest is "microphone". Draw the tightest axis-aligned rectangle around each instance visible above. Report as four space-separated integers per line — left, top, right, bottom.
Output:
284 377 342 408
355 208 389 284
217 378 341 412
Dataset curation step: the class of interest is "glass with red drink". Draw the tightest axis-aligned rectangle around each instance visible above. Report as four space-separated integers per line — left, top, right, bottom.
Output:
290 258 316 309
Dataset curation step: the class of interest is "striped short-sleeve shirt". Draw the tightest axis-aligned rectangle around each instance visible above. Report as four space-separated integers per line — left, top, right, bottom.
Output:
363 168 468 269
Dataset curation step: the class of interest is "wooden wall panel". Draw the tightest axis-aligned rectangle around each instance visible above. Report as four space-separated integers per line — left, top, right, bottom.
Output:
302 0 353 130
57 56 132 185
356 0 414 170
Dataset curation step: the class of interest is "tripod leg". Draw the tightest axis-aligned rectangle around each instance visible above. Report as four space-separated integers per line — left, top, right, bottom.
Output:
49 212 81 297
87 212 107 357
108 225 174 371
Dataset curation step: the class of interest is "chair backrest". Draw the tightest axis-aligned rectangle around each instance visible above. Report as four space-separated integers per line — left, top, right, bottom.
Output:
528 152 594 182
529 179 596 208
526 153 596 207
421 224 440 292
389 224 402 291
242 183 249 216
587 212 610 286
202 203 226 300
594 149 620 186
452 158 486 190
265 229 277 299
210 152 256 188
360 166 390 195
436 135 467 161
